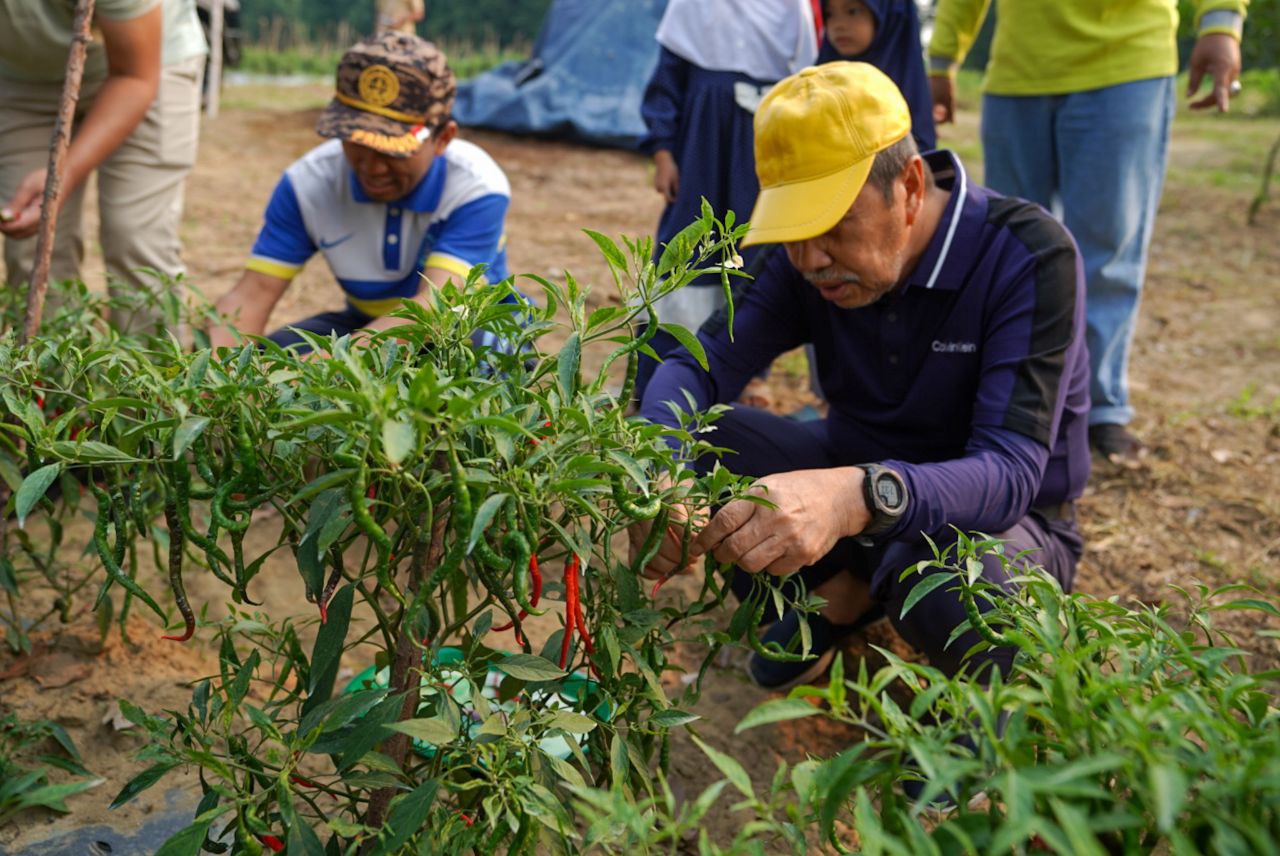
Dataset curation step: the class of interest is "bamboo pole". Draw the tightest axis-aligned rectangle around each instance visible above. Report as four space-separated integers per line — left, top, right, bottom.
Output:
19 0 96 346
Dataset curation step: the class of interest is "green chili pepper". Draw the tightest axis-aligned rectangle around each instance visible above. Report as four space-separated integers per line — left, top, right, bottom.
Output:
89 485 167 623
170 463 236 586
611 473 661 520
744 587 809 662
961 580 1010 647
349 462 403 605
212 479 251 534
161 498 195 642
604 307 657 405
229 528 260 605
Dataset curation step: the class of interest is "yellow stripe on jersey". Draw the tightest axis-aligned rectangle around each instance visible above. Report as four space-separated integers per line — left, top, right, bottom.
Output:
246 257 303 280
425 252 488 284
346 294 413 317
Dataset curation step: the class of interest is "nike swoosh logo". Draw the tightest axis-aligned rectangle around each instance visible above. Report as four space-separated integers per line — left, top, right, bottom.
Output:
318 233 354 250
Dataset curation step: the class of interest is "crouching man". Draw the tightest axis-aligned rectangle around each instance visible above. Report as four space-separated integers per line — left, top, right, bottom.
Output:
209 32 514 353
634 63 1090 687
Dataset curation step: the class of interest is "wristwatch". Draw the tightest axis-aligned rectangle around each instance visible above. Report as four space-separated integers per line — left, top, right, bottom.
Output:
857 464 908 538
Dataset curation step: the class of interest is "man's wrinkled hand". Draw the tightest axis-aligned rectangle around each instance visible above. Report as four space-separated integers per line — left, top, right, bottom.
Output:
626 476 707 580
690 468 869 577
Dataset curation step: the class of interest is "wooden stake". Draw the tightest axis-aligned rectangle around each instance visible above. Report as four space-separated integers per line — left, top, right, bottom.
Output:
19 0 96 346
206 0 224 120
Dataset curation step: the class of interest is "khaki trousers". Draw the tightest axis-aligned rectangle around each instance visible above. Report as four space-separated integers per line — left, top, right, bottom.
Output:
0 55 203 334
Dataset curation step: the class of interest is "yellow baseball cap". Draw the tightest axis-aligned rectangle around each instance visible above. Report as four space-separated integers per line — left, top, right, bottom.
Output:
742 62 912 247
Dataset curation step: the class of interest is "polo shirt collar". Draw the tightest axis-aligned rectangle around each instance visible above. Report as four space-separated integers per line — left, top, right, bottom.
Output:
905 150 980 292
347 155 447 212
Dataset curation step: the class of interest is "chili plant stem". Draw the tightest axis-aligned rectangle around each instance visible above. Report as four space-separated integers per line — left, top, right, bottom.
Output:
362 501 447 840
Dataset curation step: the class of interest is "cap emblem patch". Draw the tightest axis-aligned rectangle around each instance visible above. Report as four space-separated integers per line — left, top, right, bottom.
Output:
358 65 400 107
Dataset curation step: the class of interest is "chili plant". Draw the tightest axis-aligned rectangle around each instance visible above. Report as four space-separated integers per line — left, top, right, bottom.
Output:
703 534 1280 856
0 282 188 653
2 208 817 853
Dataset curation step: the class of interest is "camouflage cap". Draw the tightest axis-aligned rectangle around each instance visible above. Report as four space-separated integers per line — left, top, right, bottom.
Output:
316 32 456 158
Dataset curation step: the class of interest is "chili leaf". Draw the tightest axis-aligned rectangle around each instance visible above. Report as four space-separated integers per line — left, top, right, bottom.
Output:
496 654 567 682
14 462 61 527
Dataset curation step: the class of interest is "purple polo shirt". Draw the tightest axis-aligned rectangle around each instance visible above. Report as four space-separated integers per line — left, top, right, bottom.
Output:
640 150 1091 541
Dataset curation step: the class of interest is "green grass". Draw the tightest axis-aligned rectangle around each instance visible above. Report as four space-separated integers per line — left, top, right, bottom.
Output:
237 42 525 80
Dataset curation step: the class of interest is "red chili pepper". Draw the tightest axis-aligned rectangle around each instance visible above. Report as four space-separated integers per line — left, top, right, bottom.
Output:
160 626 195 643
650 573 672 600
290 774 318 788
259 834 285 852
558 554 578 669
456 811 474 827
570 560 601 679
493 555 542 633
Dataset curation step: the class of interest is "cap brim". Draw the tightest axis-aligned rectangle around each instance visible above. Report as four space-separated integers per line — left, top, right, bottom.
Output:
316 98 427 159
741 155 874 247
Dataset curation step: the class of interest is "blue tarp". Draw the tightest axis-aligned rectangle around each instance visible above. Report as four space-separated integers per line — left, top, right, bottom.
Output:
453 0 668 149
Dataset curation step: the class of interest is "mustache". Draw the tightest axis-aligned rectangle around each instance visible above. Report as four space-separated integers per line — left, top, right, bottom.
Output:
802 268 861 285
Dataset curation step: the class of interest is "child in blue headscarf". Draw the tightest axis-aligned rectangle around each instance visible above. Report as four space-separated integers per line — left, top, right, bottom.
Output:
819 0 936 150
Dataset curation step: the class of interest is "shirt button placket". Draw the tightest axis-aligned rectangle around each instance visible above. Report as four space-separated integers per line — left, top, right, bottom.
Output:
384 206 402 270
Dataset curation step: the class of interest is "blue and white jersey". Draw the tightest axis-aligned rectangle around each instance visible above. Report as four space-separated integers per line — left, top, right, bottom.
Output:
247 138 512 317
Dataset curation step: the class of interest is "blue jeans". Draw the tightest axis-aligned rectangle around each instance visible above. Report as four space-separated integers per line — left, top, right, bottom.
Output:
980 76 1175 427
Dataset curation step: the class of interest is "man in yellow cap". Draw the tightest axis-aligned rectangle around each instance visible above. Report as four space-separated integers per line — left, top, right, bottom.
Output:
634 62 1091 689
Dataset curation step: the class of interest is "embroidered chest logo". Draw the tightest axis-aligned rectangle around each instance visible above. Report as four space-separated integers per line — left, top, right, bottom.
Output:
318 233 354 250
358 65 400 107
932 340 977 354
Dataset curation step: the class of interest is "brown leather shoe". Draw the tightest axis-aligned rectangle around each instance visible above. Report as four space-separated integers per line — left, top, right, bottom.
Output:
1089 423 1145 466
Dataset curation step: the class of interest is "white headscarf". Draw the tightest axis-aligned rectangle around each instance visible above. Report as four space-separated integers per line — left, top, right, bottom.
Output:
655 0 818 81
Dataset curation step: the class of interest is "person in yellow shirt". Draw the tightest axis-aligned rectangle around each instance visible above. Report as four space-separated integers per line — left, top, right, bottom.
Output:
927 0 1247 464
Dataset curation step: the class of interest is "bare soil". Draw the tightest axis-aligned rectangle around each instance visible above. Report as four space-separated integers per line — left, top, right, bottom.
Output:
2 85 1277 852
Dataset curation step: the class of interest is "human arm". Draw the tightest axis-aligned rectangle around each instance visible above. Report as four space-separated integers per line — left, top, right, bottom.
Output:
206 172 314 346
880 236 1083 539
208 269 292 349
924 0 992 124
1187 3 1247 112
0 5 162 238
386 5 424 30
640 48 689 202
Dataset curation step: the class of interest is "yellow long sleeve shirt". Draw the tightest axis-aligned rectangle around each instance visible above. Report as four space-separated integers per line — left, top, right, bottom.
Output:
928 0 1248 96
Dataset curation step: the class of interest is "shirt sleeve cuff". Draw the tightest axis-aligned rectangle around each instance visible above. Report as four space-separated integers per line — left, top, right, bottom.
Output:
928 55 959 77
246 257 302 280
425 252 487 284
1198 10 1244 39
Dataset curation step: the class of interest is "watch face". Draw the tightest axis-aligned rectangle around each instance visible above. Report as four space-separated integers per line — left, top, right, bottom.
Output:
874 474 903 510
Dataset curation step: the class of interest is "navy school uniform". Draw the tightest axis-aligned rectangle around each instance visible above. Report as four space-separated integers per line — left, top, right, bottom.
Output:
641 46 772 276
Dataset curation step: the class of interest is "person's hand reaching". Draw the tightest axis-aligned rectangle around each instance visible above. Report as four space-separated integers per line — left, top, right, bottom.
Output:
0 168 50 239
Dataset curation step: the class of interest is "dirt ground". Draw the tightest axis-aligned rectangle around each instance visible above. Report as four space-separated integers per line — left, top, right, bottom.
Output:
2 83 1277 852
